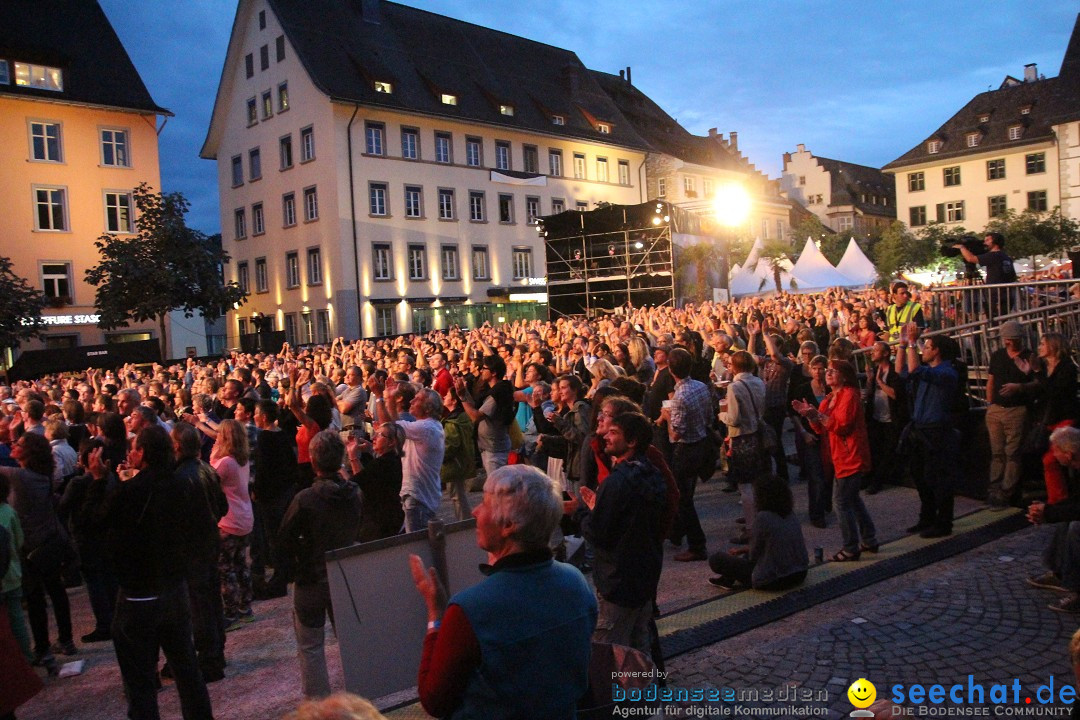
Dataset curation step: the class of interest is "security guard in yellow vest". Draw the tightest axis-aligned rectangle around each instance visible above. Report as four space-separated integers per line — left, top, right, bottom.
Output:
883 281 925 341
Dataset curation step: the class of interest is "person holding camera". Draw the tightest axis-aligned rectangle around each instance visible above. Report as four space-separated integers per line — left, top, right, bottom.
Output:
955 231 1017 314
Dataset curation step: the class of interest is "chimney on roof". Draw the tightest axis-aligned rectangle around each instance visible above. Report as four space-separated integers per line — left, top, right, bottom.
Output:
362 0 381 24
783 151 792 167
619 69 625 81
729 131 738 150
1025 63 1037 82
708 128 717 138
626 66 632 86
797 143 806 153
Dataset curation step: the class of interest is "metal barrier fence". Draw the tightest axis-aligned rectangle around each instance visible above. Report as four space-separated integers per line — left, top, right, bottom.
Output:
924 278 1075 330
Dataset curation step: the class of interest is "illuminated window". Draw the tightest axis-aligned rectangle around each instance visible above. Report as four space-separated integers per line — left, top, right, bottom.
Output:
499 104 514 116
277 82 289 112
375 81 393 94
597 122 611 134
552 115 565 125
441 93 457 106
15 62 63 91
596 158 609 183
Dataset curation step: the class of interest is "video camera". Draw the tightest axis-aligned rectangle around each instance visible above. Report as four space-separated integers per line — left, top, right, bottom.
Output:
940 234 987 258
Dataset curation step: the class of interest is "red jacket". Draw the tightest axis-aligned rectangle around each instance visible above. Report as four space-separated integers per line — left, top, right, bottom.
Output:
811 385 871 479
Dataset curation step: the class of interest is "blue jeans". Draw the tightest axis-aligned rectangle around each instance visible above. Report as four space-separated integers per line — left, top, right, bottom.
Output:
403 496 437 533
481 450 509 478
834 472 877 554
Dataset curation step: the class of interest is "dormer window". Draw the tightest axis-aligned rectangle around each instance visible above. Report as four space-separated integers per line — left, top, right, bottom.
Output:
978 114 990 123
441 93 458 106
597 123 611 134
552 115 565 126
966 133 980 148
1008 124 1023 141
927 140 942 154
1020 105 1032 115
374 81 392 94
14 62 63 92
499 104 514 116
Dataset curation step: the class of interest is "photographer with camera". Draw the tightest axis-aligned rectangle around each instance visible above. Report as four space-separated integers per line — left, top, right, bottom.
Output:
954 231 1017 314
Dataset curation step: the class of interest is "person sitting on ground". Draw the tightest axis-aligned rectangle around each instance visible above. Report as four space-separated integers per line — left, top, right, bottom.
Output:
1026 426 1080 614
707 473 809 591
409 465 595 720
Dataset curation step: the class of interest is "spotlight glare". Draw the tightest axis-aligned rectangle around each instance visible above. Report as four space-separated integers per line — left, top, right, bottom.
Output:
652 217 661 225
634 241 644 250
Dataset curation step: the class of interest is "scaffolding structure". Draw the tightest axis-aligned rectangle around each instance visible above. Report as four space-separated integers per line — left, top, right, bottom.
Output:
541 201 677 318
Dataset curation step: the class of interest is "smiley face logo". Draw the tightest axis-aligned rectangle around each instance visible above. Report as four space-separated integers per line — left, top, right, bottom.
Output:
848 678 876 709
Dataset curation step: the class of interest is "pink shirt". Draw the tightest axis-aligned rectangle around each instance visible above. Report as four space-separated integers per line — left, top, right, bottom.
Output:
212 455 253 536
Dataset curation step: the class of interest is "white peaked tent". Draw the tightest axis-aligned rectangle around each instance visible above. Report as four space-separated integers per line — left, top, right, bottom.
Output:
728 265 770 296
728 262 742 281
752 257 799 289
742 237 767 270
790 237 859 290
835 238 878 286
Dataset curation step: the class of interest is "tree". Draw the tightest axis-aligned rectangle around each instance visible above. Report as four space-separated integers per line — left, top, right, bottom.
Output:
984 208 1080 271
871 221 942 285
675 241 725 301
758 238 795 293
787 215 842 261
0 257 46 352
86 184 246 358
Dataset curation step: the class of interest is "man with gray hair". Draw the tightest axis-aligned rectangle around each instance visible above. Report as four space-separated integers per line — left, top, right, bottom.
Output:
279 429 362 697
377 387 445 532
409 465 595 719
1027 426 1080 613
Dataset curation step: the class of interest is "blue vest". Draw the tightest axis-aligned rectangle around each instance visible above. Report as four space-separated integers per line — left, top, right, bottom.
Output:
448 557 597 720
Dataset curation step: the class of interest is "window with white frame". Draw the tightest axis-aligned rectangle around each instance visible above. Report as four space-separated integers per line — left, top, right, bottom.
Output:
237 262 249 294
945 201 965 222
261 91 273 120
657 178 666 197
576 201 588 211
286 251 300 288
33 186 67 231
15 62 62 91
252 202 264 235
234 208 247 240
435 132 452 163
105 192 133 233
552 115 565 125
408 244 426 280
523 145 538 174
596 158 609 183
307 247 322 285
373 244 392 280
41 263 71 301
249 147 261 180
247 98 257 126
303 186 318 221
278 82 289 112
401 127 419 160
927 140 942 154
987 159 1005 181
526 196 540 223
300 126 315 161
618 160 630 186
472 246 489 280
597 122 610 134
283 192 296 226
284 313 298 345
495 141 510 171
369 182 388 216
1007 124 1022 141
966 132 980 147
303 311 318 344
29 121 62 162
469 191 485 221
908 172 924 192
776 220 785 239
255 257 268 292
375 307 395 336
549 149 563 176
551 198 565 214
466 137 482 167
316 309 330 344
279 135 293 170
761 219 770 239
943 166 960 187
394 186 418 219
231 155 243 186
498 194 513 223
512 248 531 280
684 176 696 196
573 153 585 179
703 178 714 197
441 245 459 280
438 188 454 220
837 216 853 231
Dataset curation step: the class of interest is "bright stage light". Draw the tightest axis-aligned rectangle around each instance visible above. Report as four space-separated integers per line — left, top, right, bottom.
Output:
713 183 751 227
652 216 661 225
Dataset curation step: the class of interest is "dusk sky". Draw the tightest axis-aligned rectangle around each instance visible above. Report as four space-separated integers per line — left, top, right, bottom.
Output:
98 0 1079 234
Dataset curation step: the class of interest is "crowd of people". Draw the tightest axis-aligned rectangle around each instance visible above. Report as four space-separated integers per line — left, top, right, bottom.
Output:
0 271 1076 719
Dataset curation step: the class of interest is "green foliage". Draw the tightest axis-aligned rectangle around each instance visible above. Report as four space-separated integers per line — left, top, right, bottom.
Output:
984 208 1080 262
758 238 795 293
85 184 246 356
871 221 942 286
787 215 831 250
0 257 46 351
675 241 725 301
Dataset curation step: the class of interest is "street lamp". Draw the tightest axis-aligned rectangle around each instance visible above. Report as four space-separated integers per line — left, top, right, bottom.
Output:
713 183 752 295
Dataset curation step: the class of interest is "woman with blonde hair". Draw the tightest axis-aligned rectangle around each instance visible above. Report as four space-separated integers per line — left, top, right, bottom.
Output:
586 357 622 398
211 419 255 630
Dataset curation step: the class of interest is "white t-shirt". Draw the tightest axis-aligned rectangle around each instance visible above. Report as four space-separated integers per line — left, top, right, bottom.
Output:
396 417 445 513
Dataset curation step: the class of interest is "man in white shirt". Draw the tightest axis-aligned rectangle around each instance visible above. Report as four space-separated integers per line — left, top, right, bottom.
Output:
377 387 445 532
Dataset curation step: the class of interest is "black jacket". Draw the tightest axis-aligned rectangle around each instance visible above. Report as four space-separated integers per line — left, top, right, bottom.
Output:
252 428 298 501
352 453 403 543
279 476 362 586
58 471 119 560
173 457 227 565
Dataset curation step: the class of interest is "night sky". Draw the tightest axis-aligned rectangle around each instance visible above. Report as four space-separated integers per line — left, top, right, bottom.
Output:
98 0 1078 234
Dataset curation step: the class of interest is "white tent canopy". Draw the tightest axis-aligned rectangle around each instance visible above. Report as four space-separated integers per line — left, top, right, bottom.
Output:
790 237 861 289
728 266 772 296
742 237 767 270
835 238 877 286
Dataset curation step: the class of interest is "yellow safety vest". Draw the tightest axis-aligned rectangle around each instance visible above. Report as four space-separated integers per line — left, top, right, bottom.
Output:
886 301 922 341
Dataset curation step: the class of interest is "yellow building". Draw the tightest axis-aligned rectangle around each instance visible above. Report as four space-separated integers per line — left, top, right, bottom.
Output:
885 15 1080 233
0 0 185 360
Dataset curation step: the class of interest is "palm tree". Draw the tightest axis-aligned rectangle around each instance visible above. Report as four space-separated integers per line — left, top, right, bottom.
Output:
758 238 794 293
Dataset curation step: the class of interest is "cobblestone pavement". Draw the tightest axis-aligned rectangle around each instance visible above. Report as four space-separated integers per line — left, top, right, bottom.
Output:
662 525 1077 718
